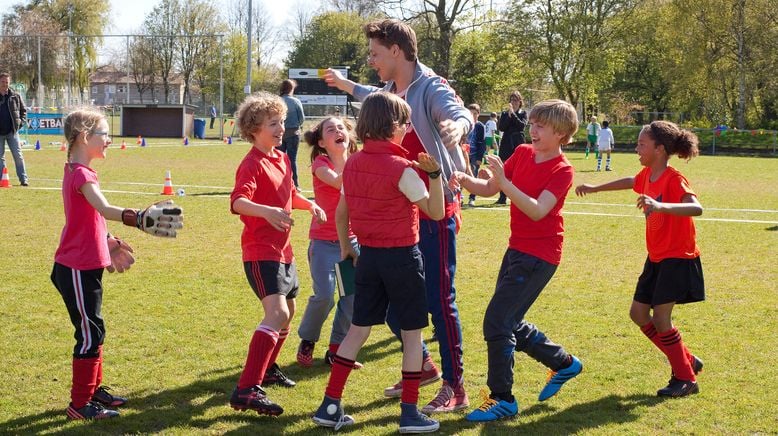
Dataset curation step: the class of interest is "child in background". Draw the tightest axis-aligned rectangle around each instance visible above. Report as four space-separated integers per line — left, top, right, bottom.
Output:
484 112 498 155
450 99 583 422
575 120 704 397
296 117 364 369
596 120 615 171
229 92 326 416
466 104 486 207
52 107 183 420
586 116 600 159
312 92 444 433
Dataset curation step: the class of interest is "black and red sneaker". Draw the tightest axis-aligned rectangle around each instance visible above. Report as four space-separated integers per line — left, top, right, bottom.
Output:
262 363 296 388
66 401 120 420
230 385 283 416
91 386 127 408
657 377 699 397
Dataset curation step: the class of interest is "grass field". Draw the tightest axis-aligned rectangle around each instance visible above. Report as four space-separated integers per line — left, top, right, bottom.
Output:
0 138 776 435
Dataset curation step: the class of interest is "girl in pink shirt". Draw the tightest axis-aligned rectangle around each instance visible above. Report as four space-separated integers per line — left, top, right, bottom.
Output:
52 108 182 420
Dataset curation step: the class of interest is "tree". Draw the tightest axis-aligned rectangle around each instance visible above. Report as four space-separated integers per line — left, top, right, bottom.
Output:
176 0 220 104
144 0 179 103
128 35 156 103
285 11 370 82
505 0 635 109
44 0 111 102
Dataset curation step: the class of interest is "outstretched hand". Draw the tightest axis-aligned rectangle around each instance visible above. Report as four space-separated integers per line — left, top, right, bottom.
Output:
575 184 596 197
413 152 441 174
107 236 135 273
123 200 184 237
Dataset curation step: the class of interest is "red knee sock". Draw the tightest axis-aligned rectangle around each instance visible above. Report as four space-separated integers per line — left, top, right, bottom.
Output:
400 371 422 405
641 322 695 368
237 325 279 389
640 322 664 351
71 356 100 408
328 343 339 355
266 328 289 368
324 354 355 399
95 345 103 388
658 328 695 381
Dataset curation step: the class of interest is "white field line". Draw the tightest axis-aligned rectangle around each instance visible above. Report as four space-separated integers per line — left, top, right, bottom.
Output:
21 185 778 224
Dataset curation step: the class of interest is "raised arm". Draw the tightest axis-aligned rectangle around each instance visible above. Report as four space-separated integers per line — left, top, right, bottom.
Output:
575 177 635 197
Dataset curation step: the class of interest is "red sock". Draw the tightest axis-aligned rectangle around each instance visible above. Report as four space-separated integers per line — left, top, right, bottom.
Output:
325 354 355 399
266 328 289 368
237 326 279 389
71 356 100 408
95 345 104 388
658 328 695 381
640 322 664 351
328 343 339 355
642 322 696 368
400 371 422 405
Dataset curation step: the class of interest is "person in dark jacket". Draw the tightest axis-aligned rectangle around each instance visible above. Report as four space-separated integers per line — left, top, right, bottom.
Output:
495 91 527 204
0 72 28 186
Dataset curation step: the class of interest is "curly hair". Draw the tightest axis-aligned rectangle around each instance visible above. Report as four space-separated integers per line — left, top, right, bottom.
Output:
640 121 699 161
236 92 287 143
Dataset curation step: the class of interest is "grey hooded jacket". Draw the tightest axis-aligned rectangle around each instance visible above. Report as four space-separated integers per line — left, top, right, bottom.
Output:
352 61 472 203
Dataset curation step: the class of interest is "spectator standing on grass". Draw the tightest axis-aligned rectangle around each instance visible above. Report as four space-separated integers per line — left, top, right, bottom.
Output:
450 99 584 422
324 18 473 414
495 91 527 204
576 120 705 398
596 120 615 171
0 72 28 186
484 112 498 155
466 103 486 207
586 116 600 160
279 79 305 190
209 104 217 129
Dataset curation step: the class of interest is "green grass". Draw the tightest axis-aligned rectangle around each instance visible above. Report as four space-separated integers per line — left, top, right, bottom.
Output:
1 139 777 434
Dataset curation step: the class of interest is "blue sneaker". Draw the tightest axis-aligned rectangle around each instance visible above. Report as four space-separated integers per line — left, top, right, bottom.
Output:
465 391 518 422
312 395 354 430
399 403 439 433
538 355 582 401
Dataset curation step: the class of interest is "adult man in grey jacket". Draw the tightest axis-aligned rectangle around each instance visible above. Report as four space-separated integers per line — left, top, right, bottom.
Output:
324 19 472 416
0 72 28 186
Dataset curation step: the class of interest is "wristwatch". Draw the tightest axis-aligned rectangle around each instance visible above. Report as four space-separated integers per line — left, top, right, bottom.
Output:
427 169 442 179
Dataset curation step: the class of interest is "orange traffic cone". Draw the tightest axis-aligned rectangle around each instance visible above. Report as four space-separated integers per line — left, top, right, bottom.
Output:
136 135 142 145
120 140 127 150
223 136 228 144
59 142 66 151
161 170 174 195
0 167 10 188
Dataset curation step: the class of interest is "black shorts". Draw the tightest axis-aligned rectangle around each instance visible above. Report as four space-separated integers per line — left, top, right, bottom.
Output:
352 245 429 330
634 256 705 306
243 261 299 300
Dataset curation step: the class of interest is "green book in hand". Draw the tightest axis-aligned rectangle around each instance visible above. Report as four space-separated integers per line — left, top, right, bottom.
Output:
335 258 357 298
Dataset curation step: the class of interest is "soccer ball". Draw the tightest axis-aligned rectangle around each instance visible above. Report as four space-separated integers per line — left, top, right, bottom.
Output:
176 188 186 197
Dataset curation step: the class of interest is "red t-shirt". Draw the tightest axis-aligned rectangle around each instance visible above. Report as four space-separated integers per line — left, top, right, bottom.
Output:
54 163 110 270
504 145 573 265
230 147 295 262
633 166 700 262
309 155 352 241
401 128 459 219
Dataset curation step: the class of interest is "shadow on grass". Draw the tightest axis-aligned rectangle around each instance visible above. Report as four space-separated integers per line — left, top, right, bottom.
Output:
766 226 778 231
0 362 662 435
